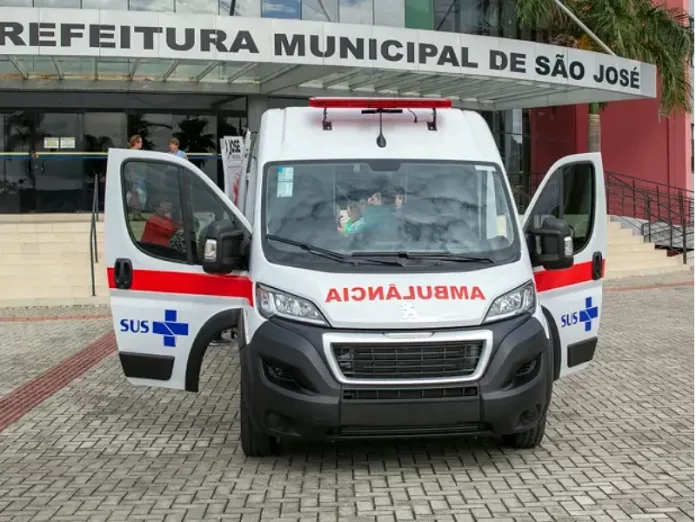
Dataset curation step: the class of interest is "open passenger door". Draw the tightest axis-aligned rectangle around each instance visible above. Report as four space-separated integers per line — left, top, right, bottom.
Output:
522 153 607 379
105 148 252 392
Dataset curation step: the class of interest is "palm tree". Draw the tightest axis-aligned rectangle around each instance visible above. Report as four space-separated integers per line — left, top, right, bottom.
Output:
83 134 114 192
174 116 217 170
516 0 693 152
127 114 172 151
4 112 45 191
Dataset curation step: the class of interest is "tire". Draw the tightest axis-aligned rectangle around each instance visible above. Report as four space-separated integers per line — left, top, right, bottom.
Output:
502 411 547 449
240 372 278 457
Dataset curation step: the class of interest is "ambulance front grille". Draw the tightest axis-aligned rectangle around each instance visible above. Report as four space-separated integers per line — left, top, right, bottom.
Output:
331 341 484 381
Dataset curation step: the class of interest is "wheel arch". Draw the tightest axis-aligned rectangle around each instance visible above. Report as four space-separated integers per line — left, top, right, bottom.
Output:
541 305 562 381
185 308 243 392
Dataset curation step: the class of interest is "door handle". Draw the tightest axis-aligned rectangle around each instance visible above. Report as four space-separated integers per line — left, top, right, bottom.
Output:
113 258 133 290
591 251 603 280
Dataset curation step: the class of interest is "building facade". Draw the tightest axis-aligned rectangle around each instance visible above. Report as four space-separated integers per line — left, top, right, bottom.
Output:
0 0 680 217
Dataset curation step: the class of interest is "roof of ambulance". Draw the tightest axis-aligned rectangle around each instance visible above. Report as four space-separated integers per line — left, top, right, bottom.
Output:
257 106 502 164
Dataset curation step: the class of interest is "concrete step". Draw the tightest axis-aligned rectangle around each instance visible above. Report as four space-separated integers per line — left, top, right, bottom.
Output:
604 218 692 279
606 234 648 247
0 241 106 255
0 270 108 286
0 221 104 234
0 227 104 238
0 263 109 276
0 213 101 224
605 255 684 271
0 218 108 305
604 263 691 280
607 242 659 255
0 251 105 265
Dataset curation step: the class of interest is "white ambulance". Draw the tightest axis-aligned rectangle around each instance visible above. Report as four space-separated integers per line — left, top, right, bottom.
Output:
106 97 606 457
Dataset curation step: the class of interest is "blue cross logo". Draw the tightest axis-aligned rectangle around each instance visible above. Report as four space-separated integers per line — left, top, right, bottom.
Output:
152 310 189 347
578 297 599 332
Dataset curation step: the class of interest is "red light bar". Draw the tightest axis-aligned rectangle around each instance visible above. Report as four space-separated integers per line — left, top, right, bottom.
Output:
309 97 453 110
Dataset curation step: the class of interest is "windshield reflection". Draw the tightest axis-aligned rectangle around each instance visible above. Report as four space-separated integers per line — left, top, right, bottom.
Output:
262 160 519 269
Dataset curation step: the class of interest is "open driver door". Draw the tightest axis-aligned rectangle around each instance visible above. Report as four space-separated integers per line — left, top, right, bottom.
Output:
105 148 252 392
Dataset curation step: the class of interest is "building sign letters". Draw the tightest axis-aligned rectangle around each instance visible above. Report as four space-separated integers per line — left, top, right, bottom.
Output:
0 7 654 96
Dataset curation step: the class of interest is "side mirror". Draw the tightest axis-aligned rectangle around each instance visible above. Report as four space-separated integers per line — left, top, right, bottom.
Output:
202 220 249 274
529 216 574 270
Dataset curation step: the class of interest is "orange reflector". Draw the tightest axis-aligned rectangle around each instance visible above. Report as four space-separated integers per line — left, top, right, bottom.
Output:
309 97 453 109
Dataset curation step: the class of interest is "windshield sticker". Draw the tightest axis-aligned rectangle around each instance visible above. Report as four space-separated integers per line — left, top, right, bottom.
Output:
277 167 294 198
325 284 486 303
278 167 294 182
277 182 293 198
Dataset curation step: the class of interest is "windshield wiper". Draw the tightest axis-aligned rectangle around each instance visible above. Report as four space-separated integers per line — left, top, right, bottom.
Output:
352 251 494 264
266 235 403 266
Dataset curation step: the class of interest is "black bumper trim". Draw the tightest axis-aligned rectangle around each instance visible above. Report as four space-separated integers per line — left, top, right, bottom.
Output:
567 337 598 367
119 352 174 381
241 314 551 441
332 423 491 439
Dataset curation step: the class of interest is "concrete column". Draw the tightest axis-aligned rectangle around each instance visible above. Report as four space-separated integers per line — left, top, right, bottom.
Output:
247 95 270 133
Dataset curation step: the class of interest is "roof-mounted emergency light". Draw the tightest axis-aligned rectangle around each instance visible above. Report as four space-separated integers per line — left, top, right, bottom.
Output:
308 97 453 110
309 97 452 148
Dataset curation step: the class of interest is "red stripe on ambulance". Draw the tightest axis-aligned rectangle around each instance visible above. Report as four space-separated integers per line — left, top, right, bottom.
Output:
106 267 254 305
106 259 603 303
533 259 605 292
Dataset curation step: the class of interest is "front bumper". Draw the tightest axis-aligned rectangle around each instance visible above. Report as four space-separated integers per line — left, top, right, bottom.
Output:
240 314 551 440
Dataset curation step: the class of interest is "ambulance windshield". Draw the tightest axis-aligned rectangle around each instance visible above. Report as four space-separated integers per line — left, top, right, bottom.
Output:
262 159 520 271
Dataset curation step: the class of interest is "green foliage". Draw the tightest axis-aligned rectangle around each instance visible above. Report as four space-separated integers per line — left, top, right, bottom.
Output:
516 0 693 115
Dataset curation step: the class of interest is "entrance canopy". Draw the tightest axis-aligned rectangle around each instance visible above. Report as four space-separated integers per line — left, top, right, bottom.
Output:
0 7 657 111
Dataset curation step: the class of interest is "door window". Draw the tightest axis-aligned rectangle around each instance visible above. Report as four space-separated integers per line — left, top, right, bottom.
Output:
184 172 235 263
122 159 234 265
528 162 595 256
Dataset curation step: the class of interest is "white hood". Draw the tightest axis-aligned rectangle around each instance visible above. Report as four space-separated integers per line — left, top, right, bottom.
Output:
253 259 531 330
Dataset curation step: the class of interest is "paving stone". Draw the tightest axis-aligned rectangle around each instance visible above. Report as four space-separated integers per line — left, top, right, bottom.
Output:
0 279 691 521
0 318 112 396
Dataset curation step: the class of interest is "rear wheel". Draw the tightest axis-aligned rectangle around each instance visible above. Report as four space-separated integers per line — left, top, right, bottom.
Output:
240 372 278 457
502 411 547 449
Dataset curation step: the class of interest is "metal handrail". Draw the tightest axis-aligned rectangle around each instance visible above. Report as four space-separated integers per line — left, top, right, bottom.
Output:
606 169 695 193
509 170 694 264
605 175 693 263
88 177 100 298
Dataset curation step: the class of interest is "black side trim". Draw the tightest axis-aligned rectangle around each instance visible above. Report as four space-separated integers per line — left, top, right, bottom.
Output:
567 337 598 367
541 306 562 381
185 308 242 392
120 352 174 381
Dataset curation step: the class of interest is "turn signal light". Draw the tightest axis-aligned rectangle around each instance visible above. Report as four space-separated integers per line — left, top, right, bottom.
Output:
309 97 453 109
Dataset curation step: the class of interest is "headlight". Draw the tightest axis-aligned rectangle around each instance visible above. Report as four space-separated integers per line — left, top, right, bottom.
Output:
484 280 536 323
256 284 327 325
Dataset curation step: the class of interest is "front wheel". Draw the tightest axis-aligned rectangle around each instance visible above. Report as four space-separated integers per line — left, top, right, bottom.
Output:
501 411 547 449
240 372 278 457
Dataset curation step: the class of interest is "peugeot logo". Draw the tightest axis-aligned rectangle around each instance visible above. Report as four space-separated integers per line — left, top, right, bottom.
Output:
400 303 419 321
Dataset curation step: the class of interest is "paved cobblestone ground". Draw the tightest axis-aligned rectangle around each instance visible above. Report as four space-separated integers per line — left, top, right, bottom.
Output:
0 278 692 522
0 319 113 396
0 305 110 318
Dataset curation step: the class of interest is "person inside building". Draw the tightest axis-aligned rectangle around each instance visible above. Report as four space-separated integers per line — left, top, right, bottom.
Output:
129 134 143 150
125 135 147 217
168 138 188 160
